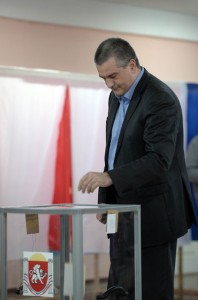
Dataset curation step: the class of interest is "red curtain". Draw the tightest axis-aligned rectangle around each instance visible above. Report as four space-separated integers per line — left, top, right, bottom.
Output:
48 86 72 251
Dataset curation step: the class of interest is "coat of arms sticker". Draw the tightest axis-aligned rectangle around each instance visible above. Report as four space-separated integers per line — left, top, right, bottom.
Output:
23 251 54 297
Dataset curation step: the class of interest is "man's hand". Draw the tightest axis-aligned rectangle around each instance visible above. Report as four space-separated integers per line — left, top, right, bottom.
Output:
78 172 112 193
96 213 107 224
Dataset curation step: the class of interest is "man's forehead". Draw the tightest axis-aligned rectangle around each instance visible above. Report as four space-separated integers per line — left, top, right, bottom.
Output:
97 58 121 78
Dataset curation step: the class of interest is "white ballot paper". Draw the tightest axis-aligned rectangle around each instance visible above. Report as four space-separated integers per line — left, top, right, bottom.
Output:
106 210 119 234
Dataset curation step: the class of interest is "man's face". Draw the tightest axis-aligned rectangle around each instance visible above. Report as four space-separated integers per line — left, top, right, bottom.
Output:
96 57 135 96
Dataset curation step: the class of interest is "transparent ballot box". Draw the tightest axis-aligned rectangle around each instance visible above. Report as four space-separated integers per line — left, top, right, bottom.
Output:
0 204 141 300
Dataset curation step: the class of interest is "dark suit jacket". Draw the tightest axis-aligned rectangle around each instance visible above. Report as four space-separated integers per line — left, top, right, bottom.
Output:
98 69 197 247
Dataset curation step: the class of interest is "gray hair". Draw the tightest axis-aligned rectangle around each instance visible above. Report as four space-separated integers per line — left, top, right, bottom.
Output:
94 38 140 68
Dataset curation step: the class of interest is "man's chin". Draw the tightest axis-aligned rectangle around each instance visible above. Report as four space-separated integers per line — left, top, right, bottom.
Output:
113 89 123 97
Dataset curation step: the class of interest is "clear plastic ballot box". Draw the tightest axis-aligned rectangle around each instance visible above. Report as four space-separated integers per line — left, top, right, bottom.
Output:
0 204 141 300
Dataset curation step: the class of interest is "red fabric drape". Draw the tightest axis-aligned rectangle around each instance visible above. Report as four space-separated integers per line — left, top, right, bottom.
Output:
48 86 72 251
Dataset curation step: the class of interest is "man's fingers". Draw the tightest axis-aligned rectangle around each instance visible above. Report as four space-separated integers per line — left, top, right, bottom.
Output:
96 213 107 224
78 172 112 194
78 173 95 193
78 173 90 192
88 181 98 193
84 178 98 193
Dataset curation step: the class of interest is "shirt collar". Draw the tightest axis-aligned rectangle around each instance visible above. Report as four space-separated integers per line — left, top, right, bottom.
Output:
116 67 144 103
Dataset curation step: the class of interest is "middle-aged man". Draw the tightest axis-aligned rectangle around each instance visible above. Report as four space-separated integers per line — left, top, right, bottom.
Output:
78 38 197 300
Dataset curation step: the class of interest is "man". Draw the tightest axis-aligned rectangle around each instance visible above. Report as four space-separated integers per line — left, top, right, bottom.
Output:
78 38 196 300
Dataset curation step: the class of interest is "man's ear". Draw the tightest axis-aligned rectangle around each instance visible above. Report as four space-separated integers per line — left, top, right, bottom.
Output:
129 59 136 70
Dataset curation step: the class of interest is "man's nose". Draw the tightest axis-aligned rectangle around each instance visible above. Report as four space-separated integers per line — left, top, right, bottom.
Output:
105 78 114 89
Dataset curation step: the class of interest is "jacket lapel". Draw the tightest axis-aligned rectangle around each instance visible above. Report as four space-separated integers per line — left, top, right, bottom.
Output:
106 95 119 145
115 70 148 159
105 95 119 166
115 94 141 155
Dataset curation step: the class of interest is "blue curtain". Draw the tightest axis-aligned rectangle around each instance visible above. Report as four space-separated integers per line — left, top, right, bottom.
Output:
187 83 198 240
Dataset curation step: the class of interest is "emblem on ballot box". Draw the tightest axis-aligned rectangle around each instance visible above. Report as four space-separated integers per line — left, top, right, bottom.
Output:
23 251 54 297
